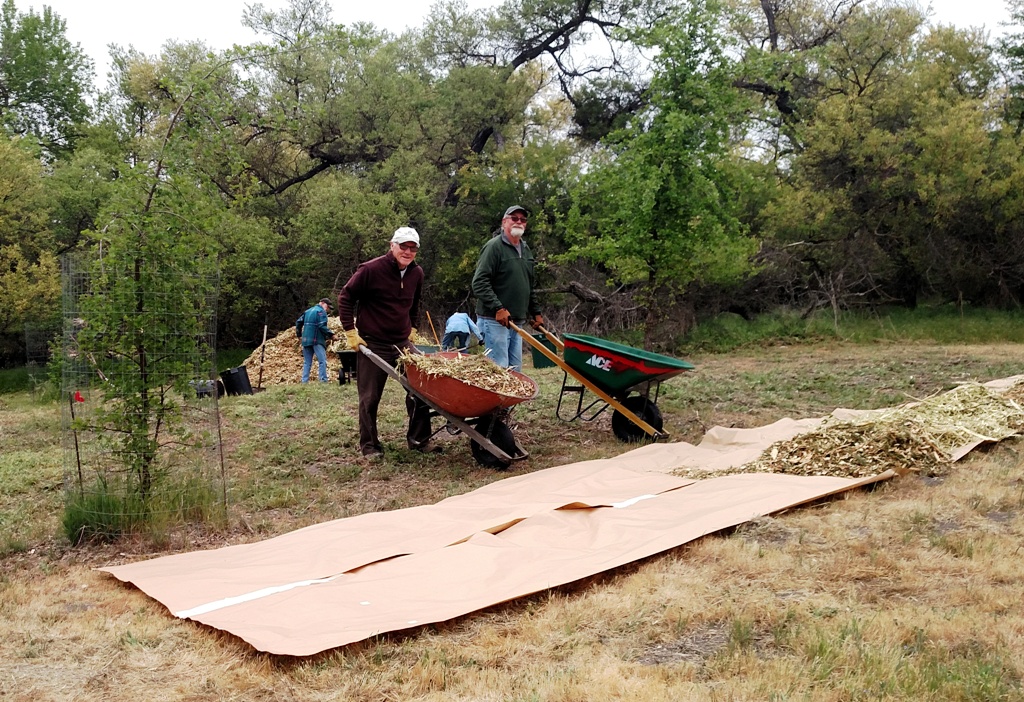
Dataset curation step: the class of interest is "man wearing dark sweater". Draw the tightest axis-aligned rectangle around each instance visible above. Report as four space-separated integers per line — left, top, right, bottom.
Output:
338 227 433 458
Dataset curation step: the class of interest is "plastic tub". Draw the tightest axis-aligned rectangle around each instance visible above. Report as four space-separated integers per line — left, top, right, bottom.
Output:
219 366 254 396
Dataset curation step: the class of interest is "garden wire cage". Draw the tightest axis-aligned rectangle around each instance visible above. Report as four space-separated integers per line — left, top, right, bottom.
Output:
59 252 226 543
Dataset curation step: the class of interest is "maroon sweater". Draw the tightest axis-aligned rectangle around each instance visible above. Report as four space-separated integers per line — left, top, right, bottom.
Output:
338 253 422 344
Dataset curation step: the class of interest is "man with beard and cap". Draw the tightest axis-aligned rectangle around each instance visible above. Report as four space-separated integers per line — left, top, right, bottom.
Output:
471 205 544 372
338 227 435 459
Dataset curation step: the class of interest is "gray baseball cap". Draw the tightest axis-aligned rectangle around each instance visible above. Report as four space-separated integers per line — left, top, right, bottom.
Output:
503 205 529 218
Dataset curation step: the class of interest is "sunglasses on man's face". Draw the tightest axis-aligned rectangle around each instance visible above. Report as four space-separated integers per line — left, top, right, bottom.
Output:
507 215 528 223
397 242 419 252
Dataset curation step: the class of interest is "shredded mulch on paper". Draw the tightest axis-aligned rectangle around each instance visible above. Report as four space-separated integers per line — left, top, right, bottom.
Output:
399 352 535 398
242 319 435 387
1000 380 1024 406
676 382 1024 480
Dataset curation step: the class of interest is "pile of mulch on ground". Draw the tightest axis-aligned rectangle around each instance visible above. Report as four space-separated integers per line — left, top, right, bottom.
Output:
999 379 1024 406
242 319 436 387
400 352 535 398
676 382 1024 480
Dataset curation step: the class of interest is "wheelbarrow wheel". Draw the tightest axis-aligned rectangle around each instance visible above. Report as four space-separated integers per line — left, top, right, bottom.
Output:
611 395 663 443
470 415 517 470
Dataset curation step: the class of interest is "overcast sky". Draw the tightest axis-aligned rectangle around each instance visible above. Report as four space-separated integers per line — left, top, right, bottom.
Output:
25 0 1020 84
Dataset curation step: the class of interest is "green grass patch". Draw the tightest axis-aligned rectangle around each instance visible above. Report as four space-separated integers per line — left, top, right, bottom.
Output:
0 366 56 396
62 472 223 545
837 305 1024 344
681 305 1024 354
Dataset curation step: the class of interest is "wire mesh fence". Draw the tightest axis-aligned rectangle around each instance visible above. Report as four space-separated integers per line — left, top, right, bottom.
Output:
59 252 225 543
24 322 60 367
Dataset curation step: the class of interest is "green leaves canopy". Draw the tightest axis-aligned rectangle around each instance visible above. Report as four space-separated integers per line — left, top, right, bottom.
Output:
0 0 92 154
567 1 755 332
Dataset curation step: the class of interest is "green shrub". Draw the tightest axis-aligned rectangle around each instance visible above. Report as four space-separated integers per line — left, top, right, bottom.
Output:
218 348 254 372
681 309 836 353
0 367 32 394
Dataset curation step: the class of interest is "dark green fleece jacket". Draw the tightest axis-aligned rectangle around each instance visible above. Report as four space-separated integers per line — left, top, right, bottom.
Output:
471 234 540 321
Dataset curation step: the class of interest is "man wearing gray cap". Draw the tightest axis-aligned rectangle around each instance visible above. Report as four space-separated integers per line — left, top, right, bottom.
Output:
471 205 544 371
338 227 434 458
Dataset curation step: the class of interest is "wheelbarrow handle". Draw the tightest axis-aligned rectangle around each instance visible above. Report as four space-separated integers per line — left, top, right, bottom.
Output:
357 344 404 383
509 321 566 363
510 320 564 353
534 324 564 352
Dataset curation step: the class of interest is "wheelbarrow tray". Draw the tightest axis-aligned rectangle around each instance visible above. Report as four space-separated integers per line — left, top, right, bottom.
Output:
405 352 538 419
358 347 533 465
562 334 695 396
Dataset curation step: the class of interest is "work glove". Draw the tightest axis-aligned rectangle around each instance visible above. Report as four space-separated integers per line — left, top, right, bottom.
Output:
530 314 544 329
345 328 366 349
495 308 511 327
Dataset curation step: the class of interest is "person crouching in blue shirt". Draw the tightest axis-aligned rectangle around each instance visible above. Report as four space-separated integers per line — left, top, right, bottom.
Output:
441 312 483 351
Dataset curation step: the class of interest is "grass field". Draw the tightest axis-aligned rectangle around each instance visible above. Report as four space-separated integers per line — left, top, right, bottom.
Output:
1 334 1023 700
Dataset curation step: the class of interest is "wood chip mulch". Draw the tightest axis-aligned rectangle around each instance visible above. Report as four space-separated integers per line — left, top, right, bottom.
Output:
676 382 1024 480
242 318 435 387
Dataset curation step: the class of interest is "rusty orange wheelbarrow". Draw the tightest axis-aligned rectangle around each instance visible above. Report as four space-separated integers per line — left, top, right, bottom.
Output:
358 347 537 468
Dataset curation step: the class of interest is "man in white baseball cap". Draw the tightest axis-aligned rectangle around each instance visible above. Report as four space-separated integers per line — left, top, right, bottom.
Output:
337 226 435 458
390 226 420 246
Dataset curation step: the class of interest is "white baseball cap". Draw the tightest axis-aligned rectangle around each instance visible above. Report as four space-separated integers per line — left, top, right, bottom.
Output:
390 227 420 245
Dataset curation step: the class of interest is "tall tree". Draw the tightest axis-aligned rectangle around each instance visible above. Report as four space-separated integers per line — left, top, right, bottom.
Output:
0 137 57 364
1002 0 1024 133
423 0 669 196
566 0 756 344
0 0 92 154
63 53 260 536
758 15 1022 310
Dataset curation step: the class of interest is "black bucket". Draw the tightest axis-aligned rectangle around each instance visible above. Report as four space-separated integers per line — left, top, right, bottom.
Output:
337 350 358 385
219 366 254 396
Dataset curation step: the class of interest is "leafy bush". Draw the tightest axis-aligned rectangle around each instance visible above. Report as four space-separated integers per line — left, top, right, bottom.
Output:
218 348 254 372
680 309 836 353
0 367 31 394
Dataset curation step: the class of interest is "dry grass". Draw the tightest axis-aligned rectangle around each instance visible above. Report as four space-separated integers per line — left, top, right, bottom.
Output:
2 342 1024 700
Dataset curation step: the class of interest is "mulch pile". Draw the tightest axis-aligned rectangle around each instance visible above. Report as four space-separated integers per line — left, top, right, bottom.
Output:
242 319 436 387
676 381 1024 480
